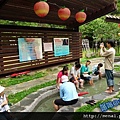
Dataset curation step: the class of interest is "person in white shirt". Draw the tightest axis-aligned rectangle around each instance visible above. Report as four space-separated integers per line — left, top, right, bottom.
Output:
69 62 84 90
0 86 13 120
100 40 115 93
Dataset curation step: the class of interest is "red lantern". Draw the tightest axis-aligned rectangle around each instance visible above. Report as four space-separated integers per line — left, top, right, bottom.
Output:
58 8 71 21
34 1 49 17
75 12 87 23
118 24 120 28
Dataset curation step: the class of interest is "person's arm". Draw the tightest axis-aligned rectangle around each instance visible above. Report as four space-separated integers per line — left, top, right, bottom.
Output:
71 73 77 81
56 77 60 89
77 70 80 78
92 66 97 74
80 66 84 75
0 100 8 107
56 72 61 89
100 48 113 57
0 94 8 107
0 94 10 112
60 86 63 98
70 67 77 80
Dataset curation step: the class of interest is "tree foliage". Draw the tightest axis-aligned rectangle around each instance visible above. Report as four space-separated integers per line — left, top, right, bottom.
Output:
79 17 119 41
79 0 120 41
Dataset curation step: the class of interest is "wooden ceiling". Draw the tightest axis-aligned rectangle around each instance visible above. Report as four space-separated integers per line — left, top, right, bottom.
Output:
0 0 117 27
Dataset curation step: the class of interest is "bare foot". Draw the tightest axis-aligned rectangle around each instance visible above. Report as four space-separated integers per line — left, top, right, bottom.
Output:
77 88 81 91
106 87 114 91
81 86 85 89
105 90 113 94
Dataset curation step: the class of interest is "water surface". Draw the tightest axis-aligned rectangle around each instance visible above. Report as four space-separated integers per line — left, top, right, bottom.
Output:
33 77 120 112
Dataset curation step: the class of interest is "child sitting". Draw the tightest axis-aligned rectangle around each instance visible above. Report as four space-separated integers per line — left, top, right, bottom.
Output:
0 86 14 120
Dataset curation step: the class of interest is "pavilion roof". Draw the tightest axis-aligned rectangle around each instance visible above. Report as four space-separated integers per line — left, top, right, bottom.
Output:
0 0 117 27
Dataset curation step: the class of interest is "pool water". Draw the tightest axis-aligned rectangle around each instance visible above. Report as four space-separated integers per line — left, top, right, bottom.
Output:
33 77 120 112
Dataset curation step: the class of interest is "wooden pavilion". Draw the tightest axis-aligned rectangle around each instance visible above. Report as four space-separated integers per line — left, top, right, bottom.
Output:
0 0 117 76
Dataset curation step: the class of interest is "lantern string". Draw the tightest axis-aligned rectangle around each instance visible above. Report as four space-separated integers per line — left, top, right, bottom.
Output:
48 2 87 12
48 2 62 8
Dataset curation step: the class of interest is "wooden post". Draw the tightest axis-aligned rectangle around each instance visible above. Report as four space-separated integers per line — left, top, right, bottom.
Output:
0 31 4 72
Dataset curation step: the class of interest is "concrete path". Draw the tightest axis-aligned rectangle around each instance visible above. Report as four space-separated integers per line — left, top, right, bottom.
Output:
5 57 105 96
7 56 119 98
4 57 120 113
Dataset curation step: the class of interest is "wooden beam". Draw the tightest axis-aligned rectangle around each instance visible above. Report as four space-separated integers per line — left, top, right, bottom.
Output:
0 0 8 8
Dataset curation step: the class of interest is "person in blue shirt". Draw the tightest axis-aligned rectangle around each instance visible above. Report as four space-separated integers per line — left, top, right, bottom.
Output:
80 60 94 85
92 63 103 79
53 75 78 111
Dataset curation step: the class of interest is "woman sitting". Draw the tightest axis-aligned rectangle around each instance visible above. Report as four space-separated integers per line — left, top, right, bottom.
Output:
56 66 68 89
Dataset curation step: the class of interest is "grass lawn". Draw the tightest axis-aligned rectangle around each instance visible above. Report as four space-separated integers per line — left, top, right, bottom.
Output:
0 71 46 87
114 65 120 72
8 80 56 104
76 92 120 112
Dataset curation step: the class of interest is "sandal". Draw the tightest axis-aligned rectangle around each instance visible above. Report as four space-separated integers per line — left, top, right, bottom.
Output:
106 88 114 91
85 101 94 106
89 100 96 105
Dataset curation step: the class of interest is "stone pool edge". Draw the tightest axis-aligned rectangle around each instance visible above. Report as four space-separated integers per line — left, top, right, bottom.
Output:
10 85 58 112
10 73 120 112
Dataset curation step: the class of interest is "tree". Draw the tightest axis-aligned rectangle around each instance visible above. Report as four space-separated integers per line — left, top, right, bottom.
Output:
79 0 120 41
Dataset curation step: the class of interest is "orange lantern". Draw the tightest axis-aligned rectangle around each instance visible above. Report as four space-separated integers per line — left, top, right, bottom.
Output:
75 12 87 23
118 24 120 28
58 8 71 21
34 1 49 17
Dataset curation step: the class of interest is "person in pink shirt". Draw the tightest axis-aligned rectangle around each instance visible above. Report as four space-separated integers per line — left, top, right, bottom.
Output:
56 66 68 89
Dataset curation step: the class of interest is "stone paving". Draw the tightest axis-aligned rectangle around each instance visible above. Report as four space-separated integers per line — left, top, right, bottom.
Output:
10 86 58 112
5 57 105 96
3 57 120 113
57 84 120 113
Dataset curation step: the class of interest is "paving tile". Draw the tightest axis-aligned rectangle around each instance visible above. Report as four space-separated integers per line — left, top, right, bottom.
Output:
20 98 34 106
27 93 40 99
92 94 106 100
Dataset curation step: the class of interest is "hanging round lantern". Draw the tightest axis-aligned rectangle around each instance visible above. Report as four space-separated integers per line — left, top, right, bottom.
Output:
34 1 49 17
75 12 87 23
58 8 71 21
118 24 120 28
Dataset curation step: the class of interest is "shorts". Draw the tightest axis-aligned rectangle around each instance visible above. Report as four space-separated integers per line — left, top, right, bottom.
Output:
69 77 80 82
80 75 91 81
54 98 78 106
105 69 114 87
69 77 75 82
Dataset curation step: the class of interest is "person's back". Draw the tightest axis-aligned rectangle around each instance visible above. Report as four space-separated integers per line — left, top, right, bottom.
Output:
53 75 78 111
60 82 78 101
92 65 98 75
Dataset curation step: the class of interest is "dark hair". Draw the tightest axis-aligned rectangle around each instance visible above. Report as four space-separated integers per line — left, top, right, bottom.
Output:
106 40 115 47
62 66 68 75
86 60 91 63
75 61 79 65
98 63 103 67
75 63 81 69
